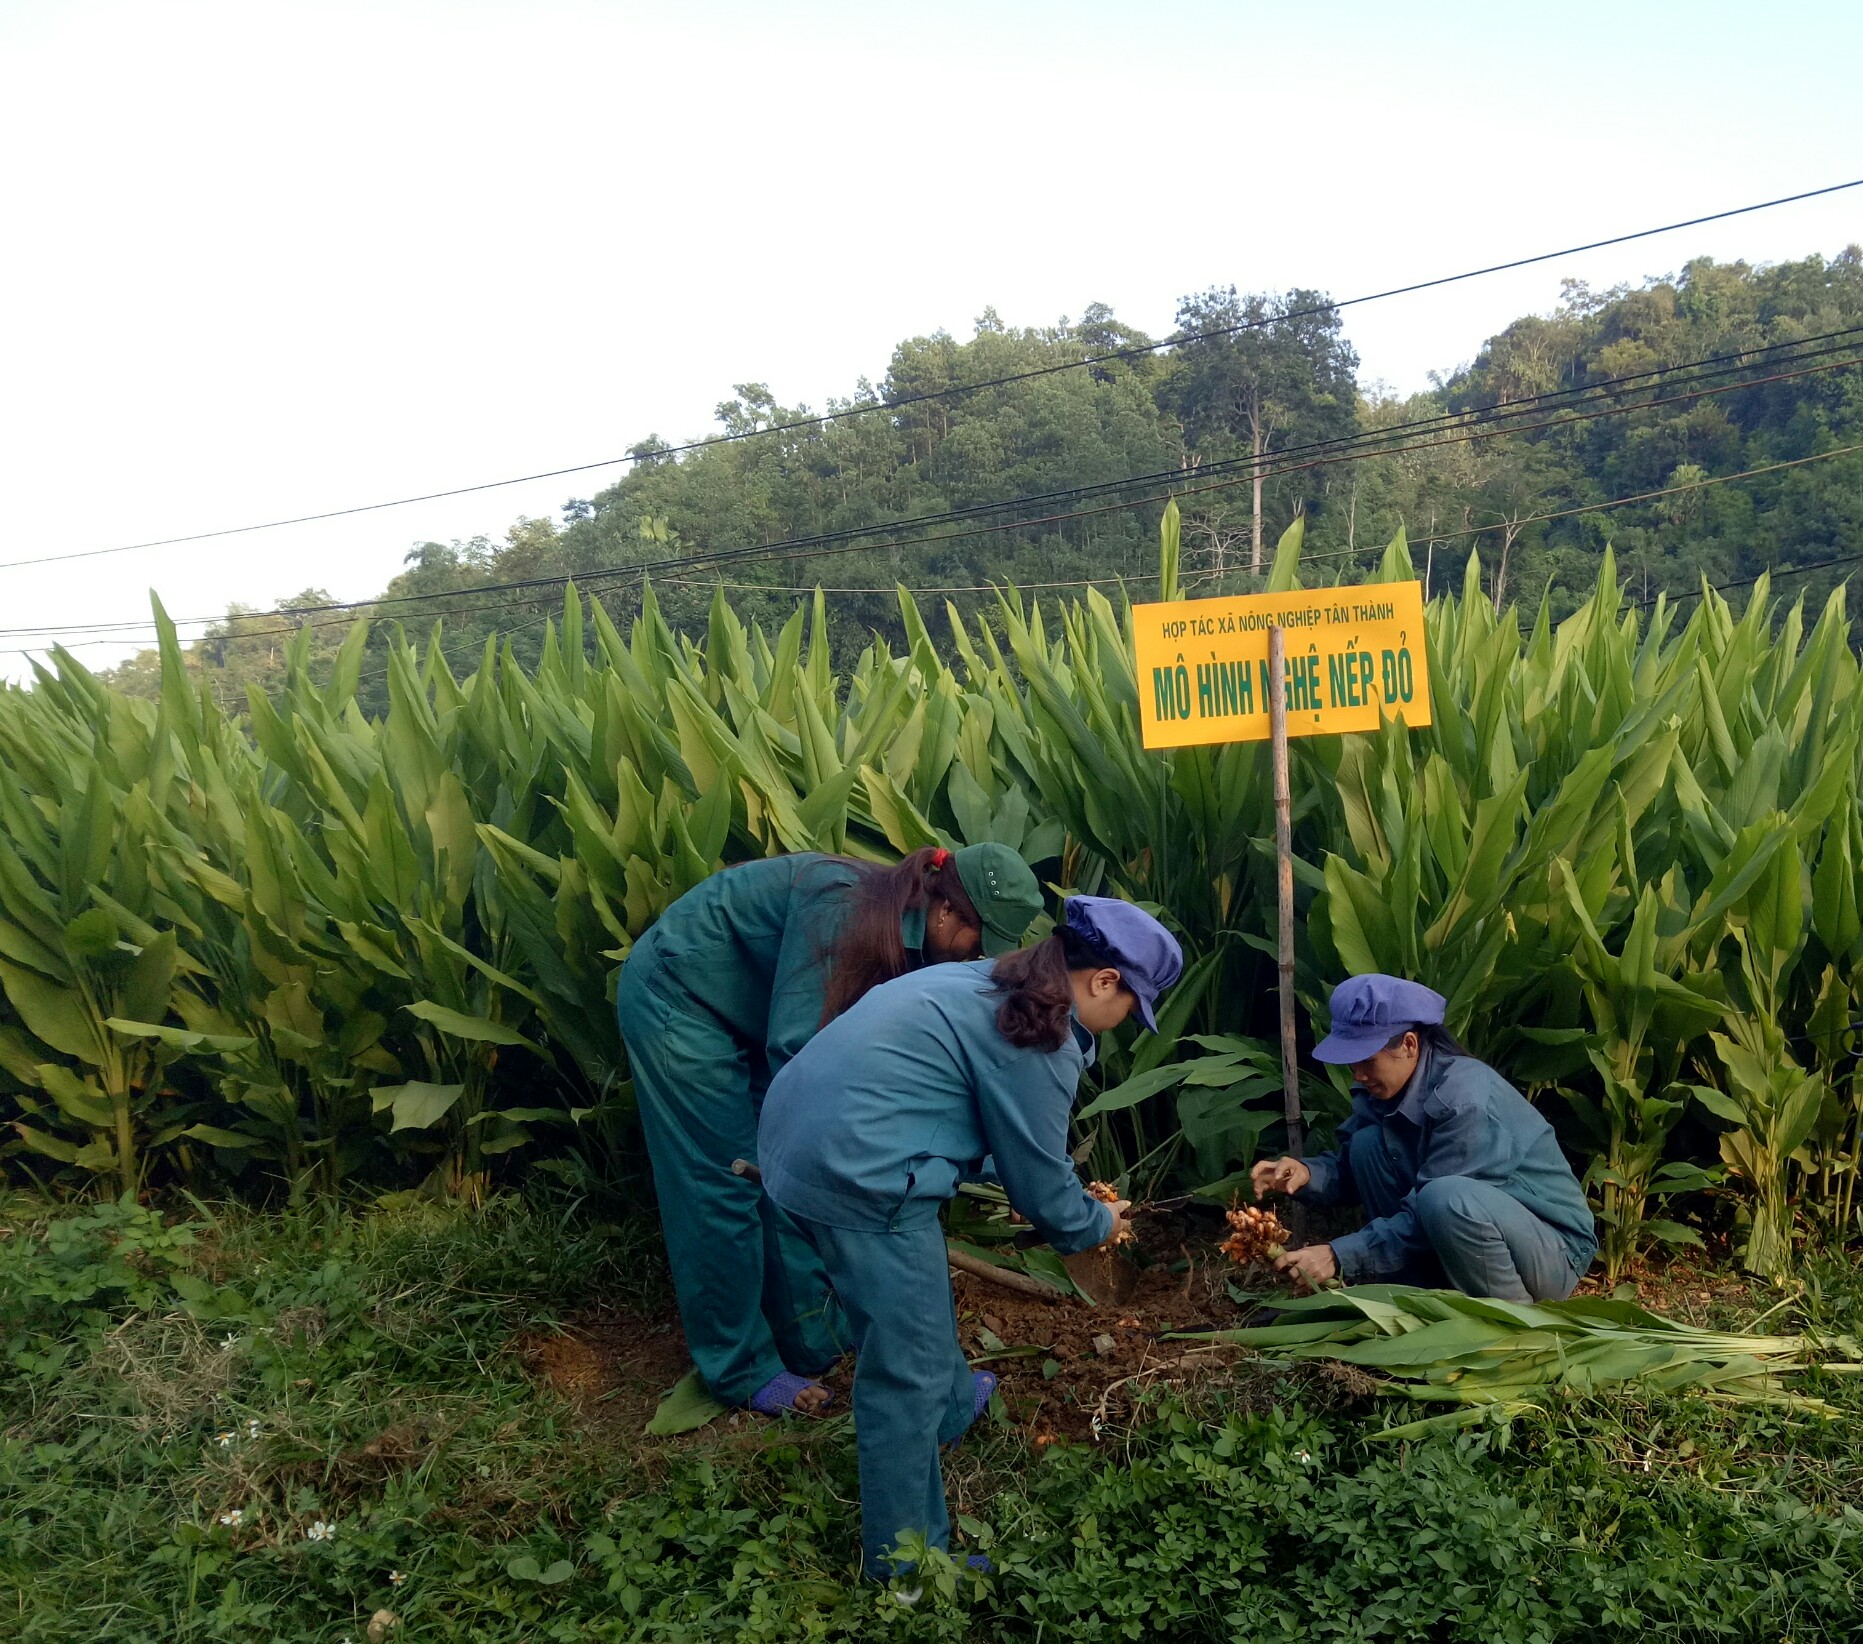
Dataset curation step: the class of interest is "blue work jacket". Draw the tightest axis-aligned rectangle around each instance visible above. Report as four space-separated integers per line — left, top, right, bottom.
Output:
758 961 1114 1255
1297 1046 1598 1281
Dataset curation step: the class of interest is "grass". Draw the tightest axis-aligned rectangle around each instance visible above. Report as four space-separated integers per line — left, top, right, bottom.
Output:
2 1186 1860 1642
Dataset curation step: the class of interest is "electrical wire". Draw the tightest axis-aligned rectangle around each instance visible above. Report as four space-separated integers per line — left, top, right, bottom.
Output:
1420 441 1863 555
9 338 1859 657
11 441 1854 668
21 317 1858 645
630 443 1863 598
297 346 1863 608
315 325 1863 585
600 349 1863 588
14 338 1851 650
1640 539 1863 608
4 176 1858 578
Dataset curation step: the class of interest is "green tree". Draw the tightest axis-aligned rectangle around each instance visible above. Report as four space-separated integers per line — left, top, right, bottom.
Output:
1162 287 1359 573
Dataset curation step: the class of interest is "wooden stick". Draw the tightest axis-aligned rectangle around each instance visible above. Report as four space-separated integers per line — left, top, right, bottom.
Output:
1269 624 1305 1159
946 1244 1066 1302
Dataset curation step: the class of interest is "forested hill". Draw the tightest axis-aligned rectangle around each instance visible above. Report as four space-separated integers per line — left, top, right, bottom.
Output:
105 250 1863 708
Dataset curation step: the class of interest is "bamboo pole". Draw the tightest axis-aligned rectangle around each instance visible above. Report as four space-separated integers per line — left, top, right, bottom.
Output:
1269 625 1304 1159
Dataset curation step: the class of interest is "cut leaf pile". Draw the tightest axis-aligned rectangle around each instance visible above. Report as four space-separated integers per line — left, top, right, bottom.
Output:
1176 1284 1863 1436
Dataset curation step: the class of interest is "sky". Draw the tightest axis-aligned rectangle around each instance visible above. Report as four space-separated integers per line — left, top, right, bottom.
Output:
2 0 1860 679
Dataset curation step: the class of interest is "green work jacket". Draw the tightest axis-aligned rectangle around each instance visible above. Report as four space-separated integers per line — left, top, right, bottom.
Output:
624 853 917 1083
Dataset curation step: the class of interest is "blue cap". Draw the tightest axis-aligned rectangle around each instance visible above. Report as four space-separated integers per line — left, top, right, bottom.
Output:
1063 896 1184 1033
1312 974 1446 1064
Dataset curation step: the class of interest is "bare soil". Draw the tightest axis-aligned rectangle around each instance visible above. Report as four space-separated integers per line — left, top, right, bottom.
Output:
520 1309 696 1440
520 1220 1778 1475
522 1205 1298 1450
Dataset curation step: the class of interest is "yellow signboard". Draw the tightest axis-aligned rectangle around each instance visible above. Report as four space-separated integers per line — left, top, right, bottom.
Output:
1132 582 1432 749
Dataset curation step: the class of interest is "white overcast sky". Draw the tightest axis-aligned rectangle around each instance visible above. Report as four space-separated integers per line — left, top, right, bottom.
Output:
2 0 1860 678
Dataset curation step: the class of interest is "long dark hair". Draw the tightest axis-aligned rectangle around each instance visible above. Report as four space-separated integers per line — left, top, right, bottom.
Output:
989 926 1111 1051
819 847 983 1021
1386 1023 1471 1060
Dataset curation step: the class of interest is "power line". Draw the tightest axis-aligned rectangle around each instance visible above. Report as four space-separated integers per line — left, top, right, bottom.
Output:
25 316 1855 644
575 445 1863 615
9 346 1859 657
1430 441 1863 564
376 328 1863 586
354 607 564 688
1639 524 1863 609
220 443 1863 634
11 444 1855 670
658 444 1863 595
31 338 1852 645
619 349 1863 585
10 345 1860 660
356 347 1858 605
660 571 1165 596
5 176 1858 579
1686 549 1863 603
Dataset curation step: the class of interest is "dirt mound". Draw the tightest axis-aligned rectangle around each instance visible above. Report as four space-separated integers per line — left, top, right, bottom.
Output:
954 1208 1265 1441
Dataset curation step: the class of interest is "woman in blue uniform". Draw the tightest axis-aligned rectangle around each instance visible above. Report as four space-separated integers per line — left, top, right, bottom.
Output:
615 844 1043 1417
1253 974 1597 1300
759 896 1183 1578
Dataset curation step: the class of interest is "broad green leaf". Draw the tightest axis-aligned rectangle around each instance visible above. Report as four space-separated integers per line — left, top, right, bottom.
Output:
374 1081 467 1132
404 1001 541 1055
62 908 121 959
106 1019 257 1055
645 1368 727 1436
13 1123 88 1164
1076 1063 1188 1119
0 957 106 1064
181 1124 265 1150
35 1063 115 1129
1641 1218 1704 1248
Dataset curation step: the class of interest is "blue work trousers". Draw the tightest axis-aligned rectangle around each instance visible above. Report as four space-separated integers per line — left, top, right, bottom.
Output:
615 958 845 1406
1345 1125 1580 1302
794 1213 979 1578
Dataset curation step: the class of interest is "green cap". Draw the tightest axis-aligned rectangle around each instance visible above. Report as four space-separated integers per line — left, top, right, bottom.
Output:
952 843 1044 957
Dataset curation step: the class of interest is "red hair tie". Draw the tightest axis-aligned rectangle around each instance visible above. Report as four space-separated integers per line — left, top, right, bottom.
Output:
931 847 951 870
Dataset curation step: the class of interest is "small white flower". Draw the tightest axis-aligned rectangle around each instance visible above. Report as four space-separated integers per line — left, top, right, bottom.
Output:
215 1430 236 1448
244 1418 261 1439
217 1509 245 1528
306 1520 334 1542
220 1333 241 1351
1296 1447 1314 1466
388 1571 406 1586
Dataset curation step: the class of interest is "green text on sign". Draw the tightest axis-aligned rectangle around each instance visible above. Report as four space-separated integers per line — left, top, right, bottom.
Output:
1131 582 1432 749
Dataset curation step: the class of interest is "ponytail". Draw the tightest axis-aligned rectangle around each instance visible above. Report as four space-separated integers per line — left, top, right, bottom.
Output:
989 926 1112 1051
820 847 983 1022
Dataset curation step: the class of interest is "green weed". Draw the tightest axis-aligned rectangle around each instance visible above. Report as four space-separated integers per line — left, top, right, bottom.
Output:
2 1193 1858 1642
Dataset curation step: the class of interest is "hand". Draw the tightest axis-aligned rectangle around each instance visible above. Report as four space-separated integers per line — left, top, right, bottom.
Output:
1097 1199 1133 1249
1251 1156 1311 1197
1273 1243 1338 1291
